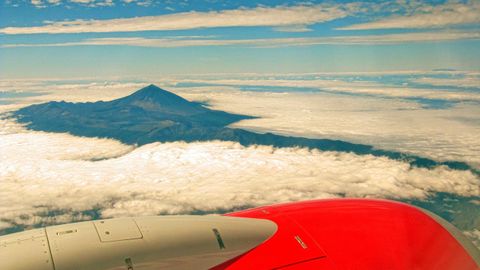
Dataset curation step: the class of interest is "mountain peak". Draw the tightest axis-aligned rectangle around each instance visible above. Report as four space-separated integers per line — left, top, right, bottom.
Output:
142 84 162 91
121 84 186 102
114 84 204 115
135 84 172 96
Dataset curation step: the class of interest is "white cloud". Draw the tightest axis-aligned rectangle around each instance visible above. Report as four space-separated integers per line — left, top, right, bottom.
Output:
464 229 480 249
3 31 479 48
95 0 113 7
0 221 12 231
69 0 114 7
0 119 134 160
0 4 357 34
0 116 478 232
339 1 480 30
30 0 46 8
0 80 147 104
273 25 313 32
1 76 479 169
69 0 95 3
1 77 479 247
120 0 152 6
178 78 480 102
28 0 115 8
414 75 480 88
135 0 151 7
171 78 480 168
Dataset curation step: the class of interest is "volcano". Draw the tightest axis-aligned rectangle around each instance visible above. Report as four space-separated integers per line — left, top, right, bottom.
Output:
13 84 475 173
14 84 254 144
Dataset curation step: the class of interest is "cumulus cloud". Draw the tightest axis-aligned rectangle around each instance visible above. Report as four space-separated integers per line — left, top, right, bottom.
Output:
0 118 134 160
123 0 151 6
46 0 61 4
0 116 478 232
464 229 480 248
3 30 480 48
30 0 46 8
0 4 357 34
339 1 480 30
70 0 96 3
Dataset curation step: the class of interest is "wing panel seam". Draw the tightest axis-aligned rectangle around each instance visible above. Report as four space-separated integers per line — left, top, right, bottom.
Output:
44 227 57 270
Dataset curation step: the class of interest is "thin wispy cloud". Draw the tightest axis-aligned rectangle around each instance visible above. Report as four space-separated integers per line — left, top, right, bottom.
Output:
339 1 480 30
30 0 114 8
414 76 480 88
3 30 479 48
12 1 480 33
2 2 479 74
179 78 480 102
0 4 358 34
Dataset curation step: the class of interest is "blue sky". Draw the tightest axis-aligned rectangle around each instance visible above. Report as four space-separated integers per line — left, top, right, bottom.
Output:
1 0 480 78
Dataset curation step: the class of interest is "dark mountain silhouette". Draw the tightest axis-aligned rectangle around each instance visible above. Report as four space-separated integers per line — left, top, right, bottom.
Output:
13 84 476 173
111 84 209 115
14 84 253 144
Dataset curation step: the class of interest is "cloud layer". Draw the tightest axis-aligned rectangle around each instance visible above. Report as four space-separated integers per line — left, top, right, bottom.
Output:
1 116 479 232
0 120 134 160
178 78 480 102
414 75 480 89
171 77 480 168
339 1 480 30
4 1 480 35
1 76 479 248
0 4 356 34
3 30 479 48
1 74 479 169
30 0 115 8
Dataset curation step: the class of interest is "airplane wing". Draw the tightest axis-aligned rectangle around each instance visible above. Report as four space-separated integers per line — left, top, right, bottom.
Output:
0 199 478 269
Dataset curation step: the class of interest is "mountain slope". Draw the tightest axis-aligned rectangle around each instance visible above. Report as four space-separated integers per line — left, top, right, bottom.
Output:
111 84 207 115
14 84 253 144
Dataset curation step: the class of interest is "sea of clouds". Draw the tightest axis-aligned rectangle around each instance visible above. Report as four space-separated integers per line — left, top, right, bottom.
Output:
175 83 480 168
1 117 479 229
0 72 479 246
2 73 480 170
